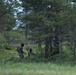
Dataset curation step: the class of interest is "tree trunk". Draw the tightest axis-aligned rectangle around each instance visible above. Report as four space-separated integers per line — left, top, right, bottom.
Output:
45 38 49 58
54 33 59 52
38 39 42 50
49 37 53 56
53 26 60 55
73 41 76 60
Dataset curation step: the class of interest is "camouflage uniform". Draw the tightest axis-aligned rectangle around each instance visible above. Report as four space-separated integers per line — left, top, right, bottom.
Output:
17 44 24 59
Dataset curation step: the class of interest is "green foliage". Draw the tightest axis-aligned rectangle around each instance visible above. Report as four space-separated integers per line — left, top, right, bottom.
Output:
0 0 15 31
0 62 76 75
0 34 6 49
0 34 6 44
0 0 76 66
21 0 76 59
4 43 13 50
3 31 25 44
0 31 26 50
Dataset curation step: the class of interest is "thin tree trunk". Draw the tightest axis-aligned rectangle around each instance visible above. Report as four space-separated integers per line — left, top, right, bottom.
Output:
54 33 59 52
53 26 60 55
25 25 28 45
73 41 76 60
49 37 53 56
38 39 42 50
45 38 49 58
59 33 63 59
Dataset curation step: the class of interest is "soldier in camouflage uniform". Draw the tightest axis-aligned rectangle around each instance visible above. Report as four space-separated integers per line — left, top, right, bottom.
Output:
17 43 24 59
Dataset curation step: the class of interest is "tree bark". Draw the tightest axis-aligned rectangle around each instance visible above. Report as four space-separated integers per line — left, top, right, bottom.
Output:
45 38 49 58
49 37 53 56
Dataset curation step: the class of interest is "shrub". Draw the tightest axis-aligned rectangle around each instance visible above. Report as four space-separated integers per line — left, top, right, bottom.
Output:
0 34 6 49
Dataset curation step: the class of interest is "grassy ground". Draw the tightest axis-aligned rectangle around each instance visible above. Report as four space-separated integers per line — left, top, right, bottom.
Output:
0 62 76 75
0 46 76 75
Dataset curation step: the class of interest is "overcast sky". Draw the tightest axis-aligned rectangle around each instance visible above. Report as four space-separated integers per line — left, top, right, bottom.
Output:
12 0 24 30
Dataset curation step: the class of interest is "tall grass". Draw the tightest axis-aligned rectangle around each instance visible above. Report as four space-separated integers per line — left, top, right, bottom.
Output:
0 62 76 75
0 44 76 75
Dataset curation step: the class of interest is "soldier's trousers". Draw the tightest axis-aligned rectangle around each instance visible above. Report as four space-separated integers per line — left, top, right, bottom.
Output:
18 53 24 59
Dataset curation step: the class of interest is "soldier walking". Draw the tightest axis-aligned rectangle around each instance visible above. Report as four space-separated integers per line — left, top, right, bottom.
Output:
17 43 24 59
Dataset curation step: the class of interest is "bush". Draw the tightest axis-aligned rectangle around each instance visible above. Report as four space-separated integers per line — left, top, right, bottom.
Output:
0 34 6 49
2 31 25 44
4 44 12 50
0 34 6 43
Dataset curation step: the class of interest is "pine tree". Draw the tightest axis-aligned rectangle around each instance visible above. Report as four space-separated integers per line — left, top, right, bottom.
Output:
0 0 15 31
21 0 76 59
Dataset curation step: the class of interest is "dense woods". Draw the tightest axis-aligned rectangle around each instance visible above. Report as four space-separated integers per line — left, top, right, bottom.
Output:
0 0 76 61
21 0 76 59
1 0 76 75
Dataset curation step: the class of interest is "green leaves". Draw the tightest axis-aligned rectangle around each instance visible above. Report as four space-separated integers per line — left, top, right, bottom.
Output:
21 0 76 57
3 31 25 44
22 0 68 40
0 34 6 44
0 0 15 31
